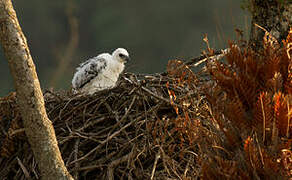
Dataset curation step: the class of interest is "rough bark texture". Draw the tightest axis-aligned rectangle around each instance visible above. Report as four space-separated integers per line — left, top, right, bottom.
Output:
0 0 73 179
249 0 292 49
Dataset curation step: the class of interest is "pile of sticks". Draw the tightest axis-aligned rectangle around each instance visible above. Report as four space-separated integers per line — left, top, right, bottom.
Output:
0 70 210 179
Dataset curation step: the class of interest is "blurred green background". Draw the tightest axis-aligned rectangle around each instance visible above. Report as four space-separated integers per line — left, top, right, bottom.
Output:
0 0 250 96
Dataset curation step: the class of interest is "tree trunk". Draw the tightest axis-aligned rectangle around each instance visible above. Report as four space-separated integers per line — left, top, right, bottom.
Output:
0 0 73 179
249 0 292 49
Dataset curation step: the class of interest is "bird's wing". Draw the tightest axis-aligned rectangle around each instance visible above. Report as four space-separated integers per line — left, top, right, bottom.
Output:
72 56 107 89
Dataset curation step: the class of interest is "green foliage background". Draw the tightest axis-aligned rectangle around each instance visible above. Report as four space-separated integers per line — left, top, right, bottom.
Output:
0 0 249 96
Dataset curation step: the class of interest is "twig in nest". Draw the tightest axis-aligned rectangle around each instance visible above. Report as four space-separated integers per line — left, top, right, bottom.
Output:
32 157 39 179
159 147 171 177
43 90 63 102
107 153 132 180
186 48 229 67
16 157 30 179
9 128 25 137
124 76 182 108
151 152 161 180
70 117 138 165
108 96 137 134
141 86 175 105
76 116 107 132
73 164 104 172
183 154 193 178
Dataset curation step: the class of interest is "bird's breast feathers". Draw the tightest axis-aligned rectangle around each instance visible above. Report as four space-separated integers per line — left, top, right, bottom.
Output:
72 54 125 94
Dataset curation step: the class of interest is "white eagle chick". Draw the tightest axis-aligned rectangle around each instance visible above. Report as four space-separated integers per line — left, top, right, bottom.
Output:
72 48 130 95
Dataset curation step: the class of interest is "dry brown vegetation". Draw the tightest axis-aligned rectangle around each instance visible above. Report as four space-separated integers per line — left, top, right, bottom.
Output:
0 28 291 179
204 28 292 179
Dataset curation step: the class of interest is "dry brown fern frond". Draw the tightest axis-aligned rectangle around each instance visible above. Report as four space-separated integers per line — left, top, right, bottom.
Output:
206 28 292 137
243 135 290 178
210 43 262 110
266 72 283 93
259 55 281 88
202 156 250 180
204 28 292 179
224 96 251 130
280 28 292 94
273 92 291 138
284 64 292 94
167 59 198 91
282 27 292 60
225 42 246 70
207 61 236 97
278 148 292 177
235 71 260 109
253 92 273 142
166 60 203 144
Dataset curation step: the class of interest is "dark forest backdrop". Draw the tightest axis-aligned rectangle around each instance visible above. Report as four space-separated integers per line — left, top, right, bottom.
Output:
0 0 249 96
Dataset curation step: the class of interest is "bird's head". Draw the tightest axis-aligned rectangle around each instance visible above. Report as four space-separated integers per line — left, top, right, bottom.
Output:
112 48 130 63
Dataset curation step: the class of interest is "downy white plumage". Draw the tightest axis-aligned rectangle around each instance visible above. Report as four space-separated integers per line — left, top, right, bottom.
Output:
72 48 130 94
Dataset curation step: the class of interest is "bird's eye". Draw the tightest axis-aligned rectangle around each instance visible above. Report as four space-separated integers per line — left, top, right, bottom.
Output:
119 54 125 58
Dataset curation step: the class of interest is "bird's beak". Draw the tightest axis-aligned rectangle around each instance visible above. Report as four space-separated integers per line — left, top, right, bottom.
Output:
124 56 130 63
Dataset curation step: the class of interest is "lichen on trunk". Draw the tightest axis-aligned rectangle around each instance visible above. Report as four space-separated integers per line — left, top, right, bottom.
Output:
249 0 292 49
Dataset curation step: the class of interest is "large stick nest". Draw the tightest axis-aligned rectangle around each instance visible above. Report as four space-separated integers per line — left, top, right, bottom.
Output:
0 63 211 179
